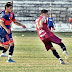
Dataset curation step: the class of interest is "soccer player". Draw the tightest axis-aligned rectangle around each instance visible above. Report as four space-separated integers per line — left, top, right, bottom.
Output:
69 18 72 29
48 13 55 30
0 2 26 62
0 2 13 57
35 9 69 64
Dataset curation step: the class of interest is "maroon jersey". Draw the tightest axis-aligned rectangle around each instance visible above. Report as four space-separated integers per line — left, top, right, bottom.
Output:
35 16 54 40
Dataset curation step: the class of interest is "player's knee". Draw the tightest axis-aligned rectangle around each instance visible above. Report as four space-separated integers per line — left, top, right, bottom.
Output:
59 42 64 46
4 45 9 50
9 42 14 46
50 47 55 51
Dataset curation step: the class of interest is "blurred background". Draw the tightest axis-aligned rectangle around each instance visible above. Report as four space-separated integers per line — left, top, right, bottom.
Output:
0 0 72 32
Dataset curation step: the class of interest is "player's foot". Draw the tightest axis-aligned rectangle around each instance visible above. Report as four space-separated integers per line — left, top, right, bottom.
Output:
59 58 65 64
53 28 55 30
63 51 69 62
0 53 8 57
7 59 16 63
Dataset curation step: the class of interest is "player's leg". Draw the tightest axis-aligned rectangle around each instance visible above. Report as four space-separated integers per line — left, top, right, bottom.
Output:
0 46 8 51
0 46 9 57
50 35 69 61
59 42 69 61
50 47 65 64
52 25 55 30
42 39 65 64
7 42 15 62
49 26 51 30
1 47 8 57
0 36 9 57
7 33 15 62
2 48 7 54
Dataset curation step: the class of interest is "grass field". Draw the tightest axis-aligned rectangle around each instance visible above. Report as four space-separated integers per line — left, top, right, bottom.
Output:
0 32 72 72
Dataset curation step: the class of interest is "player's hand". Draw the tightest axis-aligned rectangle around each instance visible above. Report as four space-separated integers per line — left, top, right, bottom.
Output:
6 29 10 34
21 24 26 28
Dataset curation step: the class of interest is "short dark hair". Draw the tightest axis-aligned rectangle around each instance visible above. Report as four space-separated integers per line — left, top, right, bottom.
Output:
41 9 48 14
5 2 13 9
6 2 12 4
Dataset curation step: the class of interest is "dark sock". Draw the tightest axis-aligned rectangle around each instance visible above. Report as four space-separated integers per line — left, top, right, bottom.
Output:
0 46 7 51
9 45 14 55
2 49 7 53
59 43 66 51
52 49 60 59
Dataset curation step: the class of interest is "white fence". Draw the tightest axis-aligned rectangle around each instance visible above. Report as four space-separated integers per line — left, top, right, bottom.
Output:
0 0 72 32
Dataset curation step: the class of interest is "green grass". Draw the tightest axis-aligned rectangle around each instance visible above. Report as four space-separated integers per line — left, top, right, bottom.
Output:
0 32 72 72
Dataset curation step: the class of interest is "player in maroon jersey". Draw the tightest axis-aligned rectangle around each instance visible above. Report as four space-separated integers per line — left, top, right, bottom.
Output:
35 9 69 64
69 18 72 29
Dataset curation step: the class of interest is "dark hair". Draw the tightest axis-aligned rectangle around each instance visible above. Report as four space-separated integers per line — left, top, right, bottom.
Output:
41 9 48 14
5 2 13 9
6 2 12 4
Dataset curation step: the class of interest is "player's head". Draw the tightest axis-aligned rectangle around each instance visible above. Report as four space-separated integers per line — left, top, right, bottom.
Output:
6 2 12 5
5 2 13 12
41 9 48 18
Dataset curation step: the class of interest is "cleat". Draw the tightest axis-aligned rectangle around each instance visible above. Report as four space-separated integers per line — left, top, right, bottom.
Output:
7 59 16 63
0 53 8 57
59 58 65 64
63 51 69 62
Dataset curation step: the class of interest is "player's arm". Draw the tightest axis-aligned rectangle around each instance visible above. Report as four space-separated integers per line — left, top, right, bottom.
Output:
39 20 43 29
39 16 46 29
53 19 55 25
12 13 26 28
14 21 26 28
0 20 10 34
53 19 56 27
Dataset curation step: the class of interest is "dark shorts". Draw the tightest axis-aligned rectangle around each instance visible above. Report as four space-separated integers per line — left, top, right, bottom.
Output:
42 35 61 51
0 35 9 46
0 33 13 46
49 26 54 29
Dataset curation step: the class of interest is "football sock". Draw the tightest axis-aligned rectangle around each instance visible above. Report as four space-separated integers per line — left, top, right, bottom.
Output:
0 46 7 51
8 55 12 60
9 45 14 56
52 49 60 59
2 49 7 53
59 43 66 51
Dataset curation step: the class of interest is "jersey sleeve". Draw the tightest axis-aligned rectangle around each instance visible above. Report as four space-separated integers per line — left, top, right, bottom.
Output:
12 13 16 22
0 15 8 22
42 16 46 21
42 16 47 23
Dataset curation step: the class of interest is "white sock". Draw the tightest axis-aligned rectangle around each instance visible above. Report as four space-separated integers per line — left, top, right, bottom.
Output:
63 50 67 53
8 55 12 60
63 51 69 58
59 58 62 60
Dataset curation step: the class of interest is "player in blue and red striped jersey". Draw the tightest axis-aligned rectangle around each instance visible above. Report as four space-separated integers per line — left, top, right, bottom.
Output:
0 2 26 62
0 2 14 57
